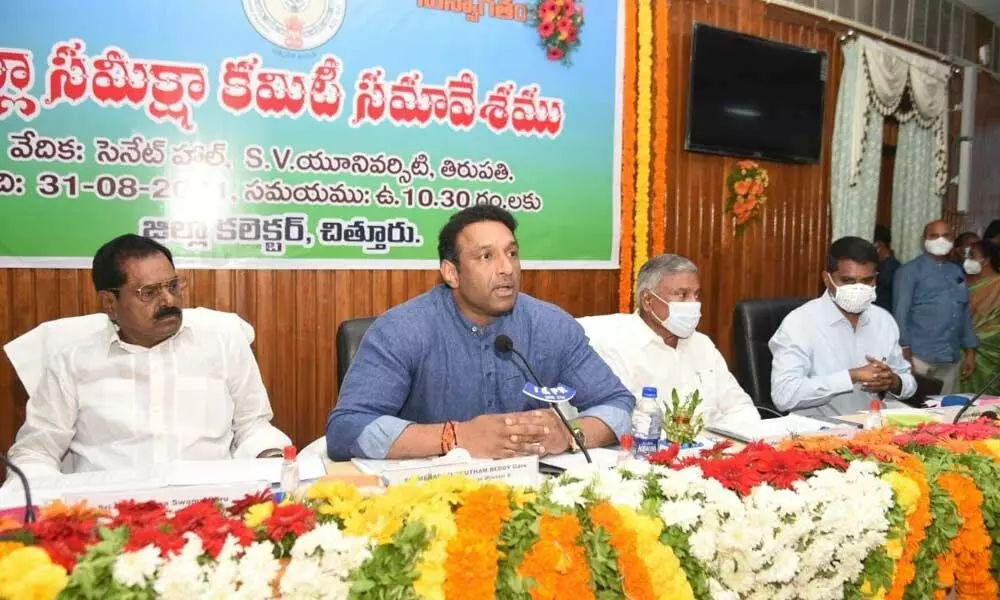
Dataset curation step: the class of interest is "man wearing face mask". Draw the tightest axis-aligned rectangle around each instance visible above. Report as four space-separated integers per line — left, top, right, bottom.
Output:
579 254 761 427
769 237 916 416
893 220 978 394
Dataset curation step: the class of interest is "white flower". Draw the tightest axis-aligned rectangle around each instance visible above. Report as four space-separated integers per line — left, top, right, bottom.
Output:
659 498 704 531
280 523 372 600
112 545 162 588
549 480 588 508
616 458 652 477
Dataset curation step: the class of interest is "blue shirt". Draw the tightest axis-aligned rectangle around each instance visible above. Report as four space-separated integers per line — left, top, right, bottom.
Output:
325 285 636 460
893 254 979 363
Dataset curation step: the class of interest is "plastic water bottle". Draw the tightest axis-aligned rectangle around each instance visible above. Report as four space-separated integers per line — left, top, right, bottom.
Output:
631 387 664 459
280 445 300 496
865 399 884 430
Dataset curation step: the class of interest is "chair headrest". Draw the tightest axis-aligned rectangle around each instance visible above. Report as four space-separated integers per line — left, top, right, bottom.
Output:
734 298 811 341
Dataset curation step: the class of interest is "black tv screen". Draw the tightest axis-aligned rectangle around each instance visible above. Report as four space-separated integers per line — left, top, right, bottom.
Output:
685 23 827 164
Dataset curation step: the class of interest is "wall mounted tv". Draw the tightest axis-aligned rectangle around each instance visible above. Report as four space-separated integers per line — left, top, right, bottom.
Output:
685 23 828 164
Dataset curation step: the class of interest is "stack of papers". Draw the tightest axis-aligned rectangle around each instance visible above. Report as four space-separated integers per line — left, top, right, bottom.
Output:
706 414 857 443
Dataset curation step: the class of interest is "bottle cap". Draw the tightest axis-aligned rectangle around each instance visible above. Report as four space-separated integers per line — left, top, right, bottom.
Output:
641 386 658 398
620 434 634 451
282 445 297 460
869 400 881 411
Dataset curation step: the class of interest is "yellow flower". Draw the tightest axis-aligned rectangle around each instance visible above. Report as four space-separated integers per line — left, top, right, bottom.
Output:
244 501 275 529
978 439 1000 461
615 506 694 600
861 579 888 600
511 488 536 507
882 472 920 516
408 492 460 600
0 542 24 561
885 538 904 560
0 547 68 600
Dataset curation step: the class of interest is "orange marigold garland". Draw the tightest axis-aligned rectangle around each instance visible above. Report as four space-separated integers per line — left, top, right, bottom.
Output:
617 0 639 313
885 455 933 600
650 0 669 256
589 502 655 600
933 472 997 600
443 486 512 600
518 513 595 600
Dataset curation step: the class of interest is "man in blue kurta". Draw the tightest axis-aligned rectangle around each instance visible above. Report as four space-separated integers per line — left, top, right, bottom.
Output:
893 219 979 394
325 206 635 460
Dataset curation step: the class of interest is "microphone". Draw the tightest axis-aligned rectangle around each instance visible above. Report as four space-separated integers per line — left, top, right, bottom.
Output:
953 368 1000 423
494 334 592 464
0 454 35 523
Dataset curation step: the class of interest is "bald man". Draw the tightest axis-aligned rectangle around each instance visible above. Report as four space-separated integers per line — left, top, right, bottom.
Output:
892 220 978 394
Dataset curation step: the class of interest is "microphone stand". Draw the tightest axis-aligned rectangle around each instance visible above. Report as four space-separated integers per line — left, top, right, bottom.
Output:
954 367 1000 423
506 347 593 464
0 454 35 523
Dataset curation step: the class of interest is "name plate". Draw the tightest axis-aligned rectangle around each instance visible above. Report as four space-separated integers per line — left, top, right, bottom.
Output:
378 455 540 487
62 481 270 512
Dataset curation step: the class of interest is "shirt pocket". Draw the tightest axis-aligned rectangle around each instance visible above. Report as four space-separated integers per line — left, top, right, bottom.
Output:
175 376 232 438
76 378 137 441
952 280 970 307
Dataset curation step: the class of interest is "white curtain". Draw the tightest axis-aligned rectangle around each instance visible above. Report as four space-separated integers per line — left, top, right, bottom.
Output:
831 42 883 241
831 36 950 244
892 122 944 262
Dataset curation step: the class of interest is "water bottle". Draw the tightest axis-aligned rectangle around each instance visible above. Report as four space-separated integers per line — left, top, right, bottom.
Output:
631 387 664 459
865 399 884 430
280 445 300 496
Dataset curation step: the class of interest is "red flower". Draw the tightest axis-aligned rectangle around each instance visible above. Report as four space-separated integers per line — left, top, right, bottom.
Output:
564 29 579 44
546 47 566 61
538 21 556 38
171 499 224 533
699 456 764 496
648 444 681 466
264 504 315 543
198 517 257 558
113 500 167 529
557 17 575 34
125 526 185 556
756 453 804 489
228 490 274 518
539 0 559 19
27 515 98 571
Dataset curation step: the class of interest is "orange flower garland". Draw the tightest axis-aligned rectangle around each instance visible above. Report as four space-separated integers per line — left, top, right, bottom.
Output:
885 455 933 600
518 513 595 600
933 472 997 600
589 502 655 600
725 160 768 233
617 0 638 313
443 486 512 600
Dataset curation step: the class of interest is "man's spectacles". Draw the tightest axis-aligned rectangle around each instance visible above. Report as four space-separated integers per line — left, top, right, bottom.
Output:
112 276 188 303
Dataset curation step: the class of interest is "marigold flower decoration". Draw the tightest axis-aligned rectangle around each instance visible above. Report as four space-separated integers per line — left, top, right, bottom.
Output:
530 0 584 65
726 160 769 233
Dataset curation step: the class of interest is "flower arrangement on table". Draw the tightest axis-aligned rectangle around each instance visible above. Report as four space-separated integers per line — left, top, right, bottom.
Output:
4 419 1000 599
529 0 584 64
726 160 769 233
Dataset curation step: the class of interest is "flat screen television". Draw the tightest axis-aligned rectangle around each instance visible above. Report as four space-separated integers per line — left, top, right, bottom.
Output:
685 23 827 164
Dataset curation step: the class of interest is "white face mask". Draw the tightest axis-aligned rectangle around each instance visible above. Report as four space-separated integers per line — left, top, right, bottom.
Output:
964 258 983 275
827 276 877 314
924 237 954 257
648 292 701 338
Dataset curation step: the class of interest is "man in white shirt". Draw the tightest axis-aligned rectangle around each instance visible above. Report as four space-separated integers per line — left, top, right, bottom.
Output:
579 254 761 428
5 234 291 481
769 236 916 417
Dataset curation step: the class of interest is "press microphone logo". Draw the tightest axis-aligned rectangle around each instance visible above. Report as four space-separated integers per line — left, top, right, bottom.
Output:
521 383 576 403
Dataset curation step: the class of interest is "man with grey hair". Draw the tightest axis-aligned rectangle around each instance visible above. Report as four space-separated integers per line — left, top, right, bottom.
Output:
578 254 761 428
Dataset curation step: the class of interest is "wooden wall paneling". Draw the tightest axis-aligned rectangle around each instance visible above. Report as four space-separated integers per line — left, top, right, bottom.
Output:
962 72 1000 233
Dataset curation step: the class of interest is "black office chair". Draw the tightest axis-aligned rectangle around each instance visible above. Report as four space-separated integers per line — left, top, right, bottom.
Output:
732 297 811 418
336 317 377 391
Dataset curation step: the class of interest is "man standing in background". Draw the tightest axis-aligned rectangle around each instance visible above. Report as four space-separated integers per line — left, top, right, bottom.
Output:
873 225 899 312
893 220 978 394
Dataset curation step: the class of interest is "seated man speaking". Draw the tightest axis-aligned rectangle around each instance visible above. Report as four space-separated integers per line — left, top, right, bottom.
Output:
769 236 916 417
326 206 635 460
6 234 291 480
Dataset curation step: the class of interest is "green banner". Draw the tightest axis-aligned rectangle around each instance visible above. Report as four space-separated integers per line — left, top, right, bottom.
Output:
0 0 622 269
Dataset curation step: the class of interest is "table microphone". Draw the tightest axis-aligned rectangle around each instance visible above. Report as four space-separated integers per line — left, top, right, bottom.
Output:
0 453 35 523
953 368 1000 423
494 334 592 464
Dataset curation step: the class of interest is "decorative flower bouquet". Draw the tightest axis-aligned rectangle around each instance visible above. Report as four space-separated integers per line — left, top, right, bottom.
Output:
662 388 705 446
4 419 1000 599
529 0 584 64
726 160 769 233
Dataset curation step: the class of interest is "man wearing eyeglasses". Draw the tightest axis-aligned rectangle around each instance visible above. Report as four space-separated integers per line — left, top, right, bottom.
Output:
5 234 291 479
